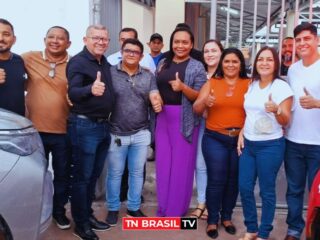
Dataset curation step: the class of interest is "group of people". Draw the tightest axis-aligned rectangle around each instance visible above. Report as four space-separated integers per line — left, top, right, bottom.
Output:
0 17 319 240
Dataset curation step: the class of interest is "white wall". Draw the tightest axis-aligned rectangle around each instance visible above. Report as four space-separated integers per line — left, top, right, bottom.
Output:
121 0 154 53
155 0 185 51
1 0 89 55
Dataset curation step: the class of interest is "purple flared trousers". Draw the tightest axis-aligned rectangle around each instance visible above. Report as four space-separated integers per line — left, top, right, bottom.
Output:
155 105 199 216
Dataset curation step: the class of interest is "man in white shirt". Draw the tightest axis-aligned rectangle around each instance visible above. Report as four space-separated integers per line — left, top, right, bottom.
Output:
284 22 320 240
107 27 156 73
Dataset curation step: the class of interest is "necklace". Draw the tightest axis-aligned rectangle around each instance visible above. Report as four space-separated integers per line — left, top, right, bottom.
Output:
225 80 237 97
127 74 135 86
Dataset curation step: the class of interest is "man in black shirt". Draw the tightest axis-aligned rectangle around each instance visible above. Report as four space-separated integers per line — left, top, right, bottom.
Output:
0 18 26 116
67 24 115 240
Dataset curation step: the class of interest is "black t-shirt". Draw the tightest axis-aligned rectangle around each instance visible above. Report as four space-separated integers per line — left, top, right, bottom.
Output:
67 47 116 118
280 63 289 76
157 59 189 105
0 53 26 116
160 49 204 67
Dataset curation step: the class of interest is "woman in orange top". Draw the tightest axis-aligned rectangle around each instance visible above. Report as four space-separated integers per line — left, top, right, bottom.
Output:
193 48 249 239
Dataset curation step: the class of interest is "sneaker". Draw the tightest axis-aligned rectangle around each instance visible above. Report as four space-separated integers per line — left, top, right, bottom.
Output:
106 211 119 226
53 214 71 230
89 216 111 232
126 209 147 217
73 225 99 240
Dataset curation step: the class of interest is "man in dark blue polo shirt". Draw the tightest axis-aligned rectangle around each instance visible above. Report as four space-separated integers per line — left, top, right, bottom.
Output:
0 18 26 116
67 24 115 240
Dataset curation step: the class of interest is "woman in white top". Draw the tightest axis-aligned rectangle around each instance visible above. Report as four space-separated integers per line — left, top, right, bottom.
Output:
237 46 293 240
190 39 223 220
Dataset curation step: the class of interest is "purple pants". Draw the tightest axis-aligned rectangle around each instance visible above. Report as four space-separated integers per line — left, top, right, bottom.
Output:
155 105 199 216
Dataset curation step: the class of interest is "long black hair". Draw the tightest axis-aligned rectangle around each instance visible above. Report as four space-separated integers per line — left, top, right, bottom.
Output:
215 48 248 79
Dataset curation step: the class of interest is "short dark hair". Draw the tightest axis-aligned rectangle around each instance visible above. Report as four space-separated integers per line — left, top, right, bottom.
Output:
282 36 294 42
252 46 280 82
0 18 14 35
215 48 248 79
120 27 138 39
121 38 144 53
46 26 70 40
294 22 317 37
175 23 191 30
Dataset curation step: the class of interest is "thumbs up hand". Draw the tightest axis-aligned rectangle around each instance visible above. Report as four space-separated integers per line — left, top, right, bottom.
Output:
205 89 215 107
169 72 184 92
299 87 318 109
0 68 6 84
264 93 279 113
91 71 105 96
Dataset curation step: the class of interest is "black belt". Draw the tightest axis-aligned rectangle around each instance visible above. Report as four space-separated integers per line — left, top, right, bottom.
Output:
73 114 110 123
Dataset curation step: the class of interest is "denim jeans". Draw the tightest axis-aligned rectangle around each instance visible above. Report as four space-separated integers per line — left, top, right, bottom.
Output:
239 137 285 239
106 129 150 211
195 119 207 204
67 115 111 227
202 129 239 224
39 132 71 217
284 140 320 239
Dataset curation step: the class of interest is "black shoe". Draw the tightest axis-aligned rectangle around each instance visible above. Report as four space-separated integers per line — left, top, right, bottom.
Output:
206 224 218 239
106 211 119 226
53 214 71 230
89 216 111 232
73 225 99 240
222 221 236 235
126 209 147 217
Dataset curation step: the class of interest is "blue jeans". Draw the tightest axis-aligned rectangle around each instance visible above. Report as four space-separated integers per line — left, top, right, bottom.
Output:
106 129 150 211
284 140 320 238
202 129 239 224
239 137 285 239
67 115 111 227
39 132 71 217
195 120 207 204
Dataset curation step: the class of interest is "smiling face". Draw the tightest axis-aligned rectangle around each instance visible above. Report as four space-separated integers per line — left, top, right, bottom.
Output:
222 53 241 79
203 41 222 68
0 22 16 54
256 49 275 79
121 43 143 68
172 31 193 61
45 27 70 57
295 30 319 60
84 27 109 59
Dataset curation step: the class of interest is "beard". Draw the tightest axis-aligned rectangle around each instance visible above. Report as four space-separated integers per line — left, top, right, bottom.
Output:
0 44 11 54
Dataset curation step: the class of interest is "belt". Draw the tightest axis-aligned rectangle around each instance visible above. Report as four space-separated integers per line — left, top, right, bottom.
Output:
217 128 241 137
74 114 110 123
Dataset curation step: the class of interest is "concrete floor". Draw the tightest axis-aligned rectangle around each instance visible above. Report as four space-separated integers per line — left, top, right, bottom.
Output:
41 160 306 240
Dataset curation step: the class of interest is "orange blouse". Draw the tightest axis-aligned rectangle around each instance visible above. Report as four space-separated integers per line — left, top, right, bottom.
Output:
206 78 250 132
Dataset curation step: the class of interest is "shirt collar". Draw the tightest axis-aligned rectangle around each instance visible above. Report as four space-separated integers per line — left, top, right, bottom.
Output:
42 49 70 64
116 61 143 75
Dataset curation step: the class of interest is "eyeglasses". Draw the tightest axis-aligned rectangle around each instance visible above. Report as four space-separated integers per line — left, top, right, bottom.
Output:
48 63 56 78
88 36 110 43
122 49 142 56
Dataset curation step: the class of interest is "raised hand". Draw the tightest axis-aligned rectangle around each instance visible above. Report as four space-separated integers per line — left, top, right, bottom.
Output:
169 72 184 92
0 68 6 84
299 87 318 109
264 93 278 113
205 89 215 107
91 71 105 96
